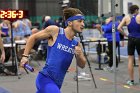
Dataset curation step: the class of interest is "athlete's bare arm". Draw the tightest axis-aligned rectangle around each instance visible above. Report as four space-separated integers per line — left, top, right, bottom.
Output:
20 26 59 66
95 24 103 34
0 37 5 63
136 15 140 24
117 16 128 37
24 25 59 55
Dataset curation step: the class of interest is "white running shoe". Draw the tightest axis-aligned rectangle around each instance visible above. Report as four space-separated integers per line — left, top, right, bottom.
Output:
126 80 134 86
103 66 112 72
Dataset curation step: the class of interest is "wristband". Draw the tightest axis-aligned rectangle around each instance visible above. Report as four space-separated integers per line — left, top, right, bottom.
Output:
22 54 29 58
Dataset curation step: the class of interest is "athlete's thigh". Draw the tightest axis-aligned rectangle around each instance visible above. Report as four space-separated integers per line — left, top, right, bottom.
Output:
135 38 140 55
127 37 135 55
36 73 61 93
44 83 61 93
36 83 61 93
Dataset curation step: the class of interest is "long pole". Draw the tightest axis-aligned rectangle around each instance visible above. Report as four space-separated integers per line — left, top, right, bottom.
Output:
75 55 79 93
78 33 97 88
15 0 19 9
75 0 80 90
111 0 117 93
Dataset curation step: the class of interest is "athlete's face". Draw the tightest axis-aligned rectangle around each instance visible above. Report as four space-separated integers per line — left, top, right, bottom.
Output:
71 19 85 33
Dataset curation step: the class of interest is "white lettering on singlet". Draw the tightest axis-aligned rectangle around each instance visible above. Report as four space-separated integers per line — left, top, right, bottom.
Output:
57 43 75 54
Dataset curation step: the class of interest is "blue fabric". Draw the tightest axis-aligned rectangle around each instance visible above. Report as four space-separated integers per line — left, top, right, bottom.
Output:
102 21 120 42
1 26 9 36
40 27 78 88
127 15 140 38
0 87 10 93
65 15 85 26
36 73 61 93
116 16 123 21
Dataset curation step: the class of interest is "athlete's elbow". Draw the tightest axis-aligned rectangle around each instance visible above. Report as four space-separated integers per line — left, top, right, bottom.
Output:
79 61 86 69
80 64 85 69
117 27 121 31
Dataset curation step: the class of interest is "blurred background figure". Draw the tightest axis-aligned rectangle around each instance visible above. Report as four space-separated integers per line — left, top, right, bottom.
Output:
0 20 11 44
12 20 26 40
22 18 32 37
0 20 11 37
12 19 32 41
95 17 120 72
118 5 140 86
42 16 56 29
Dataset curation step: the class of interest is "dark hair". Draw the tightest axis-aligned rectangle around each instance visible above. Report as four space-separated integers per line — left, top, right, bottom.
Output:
63 7 83 21
129 5 139 14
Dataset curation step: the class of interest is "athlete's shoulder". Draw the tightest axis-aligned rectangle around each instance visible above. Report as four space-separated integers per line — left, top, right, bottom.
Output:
45 25 59 31
124 15 130 19
120 15 130 23
136 14 140 18
136 14 140 23
43 25 60 37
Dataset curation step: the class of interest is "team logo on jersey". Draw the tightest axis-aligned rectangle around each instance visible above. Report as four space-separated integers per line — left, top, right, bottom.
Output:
57 43 75 54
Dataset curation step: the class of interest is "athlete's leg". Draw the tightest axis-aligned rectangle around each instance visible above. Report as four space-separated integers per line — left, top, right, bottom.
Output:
36 73 61 93
138 55 140 81
135 38 140 81
128 55 134 80
127 37 135 81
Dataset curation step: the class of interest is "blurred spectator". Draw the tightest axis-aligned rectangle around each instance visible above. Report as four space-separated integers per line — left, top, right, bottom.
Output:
12 20 26 40
42 16 56 29
95 17 120 71
22 18 32 37
0 20 11 37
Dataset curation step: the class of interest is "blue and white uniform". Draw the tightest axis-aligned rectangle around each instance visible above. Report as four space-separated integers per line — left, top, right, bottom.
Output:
36 28 78 93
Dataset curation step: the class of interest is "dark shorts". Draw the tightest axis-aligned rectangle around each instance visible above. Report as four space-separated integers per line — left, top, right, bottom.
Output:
128 37 140 55
119 33 124 41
